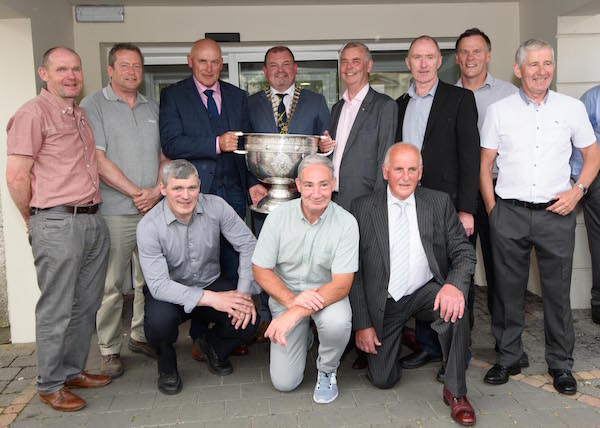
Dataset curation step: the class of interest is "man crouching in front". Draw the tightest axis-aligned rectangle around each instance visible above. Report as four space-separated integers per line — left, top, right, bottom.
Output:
137 160 260 394
349 143 477 425
252 155 359 404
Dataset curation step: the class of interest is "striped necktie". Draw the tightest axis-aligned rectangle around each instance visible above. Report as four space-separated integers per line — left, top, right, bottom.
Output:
276 93 287 133
388 201 410 301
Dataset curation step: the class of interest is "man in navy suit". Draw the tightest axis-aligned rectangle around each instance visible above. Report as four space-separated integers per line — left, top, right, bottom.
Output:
159 38 267 358
248 46 330 335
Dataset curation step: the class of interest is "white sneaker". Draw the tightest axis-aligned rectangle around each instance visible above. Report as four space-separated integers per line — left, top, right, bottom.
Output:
313 370 338 404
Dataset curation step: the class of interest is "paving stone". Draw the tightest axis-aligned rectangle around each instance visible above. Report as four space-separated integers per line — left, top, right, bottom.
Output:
179 402 225 423
352 388 398 406
76 394 114 414
339 404 392 425
387 399 437 421
418 416 466 428
204 417 252 428
84 410 137 428
196 385 240 403
394 382 443 402
221 367 262 385
16 401 63 421
10 355 37 368
0 367 21 381
509 409 568 427
108 392 156 411
298 408 346 427
3 377 33 394
470 394 523 413
474 412 522 427
130 406 180 427
17 366 38 379
154 388 198 408
33 414 89 428
0 355 16 368
251 413 298 428
269 393 313 414
10 419 44 428
554 407 600 428
225 398 269 417
8 345 36 356
511 391 571 410
240 382 281 399
0 392 18 406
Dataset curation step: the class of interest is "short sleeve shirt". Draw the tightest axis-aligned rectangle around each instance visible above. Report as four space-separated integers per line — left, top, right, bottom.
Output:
481 90 596 203
80 85 161 215
6 89 101 208
252 199 359 293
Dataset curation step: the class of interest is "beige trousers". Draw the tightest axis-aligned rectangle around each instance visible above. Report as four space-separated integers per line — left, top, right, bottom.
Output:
96 214 146 355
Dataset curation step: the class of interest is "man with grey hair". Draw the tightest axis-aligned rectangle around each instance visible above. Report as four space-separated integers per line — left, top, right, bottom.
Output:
137 160 260 395
252 155 359 404
481 39 600 394
81 42 169 378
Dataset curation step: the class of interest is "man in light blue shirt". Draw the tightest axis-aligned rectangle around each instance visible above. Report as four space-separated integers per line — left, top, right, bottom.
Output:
252 155 359 404
571 84 600 323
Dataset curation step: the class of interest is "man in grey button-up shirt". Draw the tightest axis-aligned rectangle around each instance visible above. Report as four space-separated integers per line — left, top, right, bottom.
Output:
137 160 259 395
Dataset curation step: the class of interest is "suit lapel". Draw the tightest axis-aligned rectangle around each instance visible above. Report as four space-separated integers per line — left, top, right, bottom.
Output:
342 87 375 158
183 77 209 121
396 93 410 140
371 189 391 277
288 89 304 134
415 187 442 279
259 91 278 133
424 81 447 142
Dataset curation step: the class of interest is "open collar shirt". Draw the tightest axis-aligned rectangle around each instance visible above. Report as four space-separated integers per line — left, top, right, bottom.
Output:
402 79 439 151
481 89 596 203
137 194 258 313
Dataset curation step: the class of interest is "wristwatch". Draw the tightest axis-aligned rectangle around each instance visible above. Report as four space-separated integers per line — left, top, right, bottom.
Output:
574 183 588 195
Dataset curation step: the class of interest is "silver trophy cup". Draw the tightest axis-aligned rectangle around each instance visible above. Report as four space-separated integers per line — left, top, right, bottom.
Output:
240 133 321 214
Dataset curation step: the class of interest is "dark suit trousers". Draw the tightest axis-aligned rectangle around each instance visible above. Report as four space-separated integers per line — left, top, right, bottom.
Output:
583 174 600 308
144 277 259 374
367 281 469 398
490 199 575 369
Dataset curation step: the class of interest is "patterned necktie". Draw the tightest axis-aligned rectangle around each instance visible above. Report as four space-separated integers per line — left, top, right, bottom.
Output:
276 93 287 133
204 89 219 120
388 202 410 301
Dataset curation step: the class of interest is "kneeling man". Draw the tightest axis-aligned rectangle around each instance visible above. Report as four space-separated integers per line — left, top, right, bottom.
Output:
252 155 359 404
137 160 259 395
350 144 476 425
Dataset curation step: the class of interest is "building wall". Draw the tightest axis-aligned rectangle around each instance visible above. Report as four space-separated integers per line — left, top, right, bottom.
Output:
74 2 521 96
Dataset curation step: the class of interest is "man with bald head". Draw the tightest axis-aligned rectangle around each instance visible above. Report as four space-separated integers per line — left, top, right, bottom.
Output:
159 39 266 357
6 47 111 412
349 143 476 425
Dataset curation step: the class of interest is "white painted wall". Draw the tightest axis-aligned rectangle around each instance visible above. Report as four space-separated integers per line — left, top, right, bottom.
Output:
74 2 521 96
0 18 39 343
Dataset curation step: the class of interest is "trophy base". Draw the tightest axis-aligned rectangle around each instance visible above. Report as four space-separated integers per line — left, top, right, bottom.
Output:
250 184 299 214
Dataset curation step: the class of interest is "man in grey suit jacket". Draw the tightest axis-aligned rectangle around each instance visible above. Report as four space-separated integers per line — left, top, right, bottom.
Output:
349 143 476 426
319 42 398 212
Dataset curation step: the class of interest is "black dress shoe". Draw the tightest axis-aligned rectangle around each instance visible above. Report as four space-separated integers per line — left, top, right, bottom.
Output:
352 353 368 370
592 305 600 324
519 352 530 368
158 370 182 395
195 336 234 376
436 365 445 383
484 364 521 385
548 368 577 395
399 349 442 369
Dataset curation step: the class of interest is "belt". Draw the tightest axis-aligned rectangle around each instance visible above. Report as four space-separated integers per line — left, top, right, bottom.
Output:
30 204 100 215
500 198 557 210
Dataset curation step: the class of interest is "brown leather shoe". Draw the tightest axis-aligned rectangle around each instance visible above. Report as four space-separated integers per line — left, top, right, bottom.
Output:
101 354 124 379
443 386 476 426
192 343 248 361
65 371 111 389
253 321 270 343
128 338 157 359
39 388 85 412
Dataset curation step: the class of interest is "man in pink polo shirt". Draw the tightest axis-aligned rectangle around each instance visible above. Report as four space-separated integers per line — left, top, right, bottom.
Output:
6 47 111 412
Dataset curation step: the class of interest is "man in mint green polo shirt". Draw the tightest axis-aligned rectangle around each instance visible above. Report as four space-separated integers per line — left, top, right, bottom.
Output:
252 155 359 405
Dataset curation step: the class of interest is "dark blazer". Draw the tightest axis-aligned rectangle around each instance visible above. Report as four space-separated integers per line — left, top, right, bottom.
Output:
330 87 398 211
396 80 480 214
349 186 476 338
159 77 255 194
248 88 330 135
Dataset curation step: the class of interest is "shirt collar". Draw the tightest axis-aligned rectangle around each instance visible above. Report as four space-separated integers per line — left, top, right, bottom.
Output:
193 76 220 96
519 87 550 106
387 186 415 207
295 197 333 224
342 83 369 105
270 84 295 97
102 83 147 105
456 73 495 90
39 87 77 115
408 78 439 99
162 196 203 226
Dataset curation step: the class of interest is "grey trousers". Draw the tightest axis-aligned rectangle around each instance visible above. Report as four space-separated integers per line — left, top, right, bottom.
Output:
583 174 600 308
367 281 470 398
29 211 109 394
490 199 576 369
96 214 146 355
268 296 352 392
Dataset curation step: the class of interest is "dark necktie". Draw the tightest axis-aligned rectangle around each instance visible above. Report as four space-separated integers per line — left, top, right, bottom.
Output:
204 89 219 120
276 93 287 133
